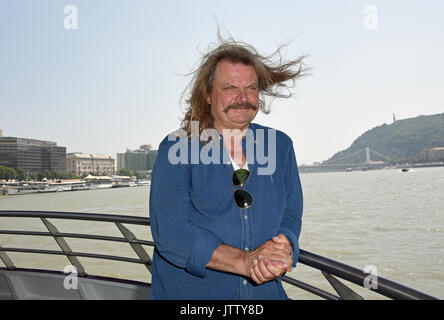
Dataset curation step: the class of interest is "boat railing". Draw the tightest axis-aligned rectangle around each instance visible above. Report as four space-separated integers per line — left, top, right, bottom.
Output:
0 210 439 300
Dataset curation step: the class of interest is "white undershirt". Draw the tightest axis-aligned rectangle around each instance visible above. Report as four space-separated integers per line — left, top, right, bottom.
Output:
229 154 249 171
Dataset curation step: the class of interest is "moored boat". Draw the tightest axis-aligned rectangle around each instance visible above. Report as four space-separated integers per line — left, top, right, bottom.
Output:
84 175 113 190
135 180 151 186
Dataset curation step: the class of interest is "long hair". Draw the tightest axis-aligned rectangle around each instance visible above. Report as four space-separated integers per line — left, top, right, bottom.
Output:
181 35 309 136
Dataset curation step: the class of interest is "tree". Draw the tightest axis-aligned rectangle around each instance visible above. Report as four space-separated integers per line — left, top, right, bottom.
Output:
133 171 144 179
0 166 17 181
0 166 6 179
116 169 132 177
16 168 26 181
37 172 45 181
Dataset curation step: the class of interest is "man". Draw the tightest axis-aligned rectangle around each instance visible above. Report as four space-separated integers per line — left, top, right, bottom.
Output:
149 38 307 299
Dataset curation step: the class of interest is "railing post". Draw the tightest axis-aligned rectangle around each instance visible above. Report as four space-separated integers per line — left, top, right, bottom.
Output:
282 275 340 300
115 223 152 273
0 245 16 270
321 271 364 300
41 218 87 277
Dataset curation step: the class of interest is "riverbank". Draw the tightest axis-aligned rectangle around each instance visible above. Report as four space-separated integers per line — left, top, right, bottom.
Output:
299 162 444 174
1 179 150 196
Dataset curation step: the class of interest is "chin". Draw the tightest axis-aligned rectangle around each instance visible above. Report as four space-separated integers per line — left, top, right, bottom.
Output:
231 108 256 117
230 117 256 128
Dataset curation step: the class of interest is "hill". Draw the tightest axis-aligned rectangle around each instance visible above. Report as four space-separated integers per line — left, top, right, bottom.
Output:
325 113 444 164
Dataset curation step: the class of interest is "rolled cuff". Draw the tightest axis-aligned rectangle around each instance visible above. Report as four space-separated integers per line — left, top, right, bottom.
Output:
278 227 299 268
186 228 223 277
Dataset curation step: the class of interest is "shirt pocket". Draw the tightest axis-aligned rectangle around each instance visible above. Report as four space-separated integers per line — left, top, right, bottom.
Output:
190 165 234 217
191 193 233 218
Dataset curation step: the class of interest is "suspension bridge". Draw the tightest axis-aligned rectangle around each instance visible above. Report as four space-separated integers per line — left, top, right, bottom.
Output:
300 147 392 173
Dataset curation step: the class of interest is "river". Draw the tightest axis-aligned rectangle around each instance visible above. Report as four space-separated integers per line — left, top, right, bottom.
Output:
1 167 443 299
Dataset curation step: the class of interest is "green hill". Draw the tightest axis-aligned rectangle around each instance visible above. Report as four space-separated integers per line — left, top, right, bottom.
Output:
325 113 444 164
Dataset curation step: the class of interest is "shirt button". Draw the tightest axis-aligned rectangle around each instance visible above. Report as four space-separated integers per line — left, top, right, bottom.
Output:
244 215 248 220
245 247 249 251
243 280 247 285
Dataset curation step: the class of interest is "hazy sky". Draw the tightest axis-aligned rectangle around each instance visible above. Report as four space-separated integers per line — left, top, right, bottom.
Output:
1 0 443 165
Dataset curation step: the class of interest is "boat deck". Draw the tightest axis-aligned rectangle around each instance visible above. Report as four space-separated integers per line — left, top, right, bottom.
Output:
0 268 150 300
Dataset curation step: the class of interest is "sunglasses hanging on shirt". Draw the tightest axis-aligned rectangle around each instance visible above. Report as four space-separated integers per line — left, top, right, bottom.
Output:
232 169 253 209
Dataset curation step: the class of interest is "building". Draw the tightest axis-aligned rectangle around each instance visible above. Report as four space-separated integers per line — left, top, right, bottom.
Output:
117 145 158 172
147 150 158 171
0 134 67 173
420 147 444 162
66 153 115 177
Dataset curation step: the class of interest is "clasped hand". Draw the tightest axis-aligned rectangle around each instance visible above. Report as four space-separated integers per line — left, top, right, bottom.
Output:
244 234 293 285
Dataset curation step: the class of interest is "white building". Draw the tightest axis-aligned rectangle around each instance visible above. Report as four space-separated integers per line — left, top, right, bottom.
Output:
66 153 115 177
420 147 444 162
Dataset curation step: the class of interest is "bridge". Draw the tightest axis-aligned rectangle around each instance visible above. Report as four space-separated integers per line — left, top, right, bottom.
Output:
300 147 392 173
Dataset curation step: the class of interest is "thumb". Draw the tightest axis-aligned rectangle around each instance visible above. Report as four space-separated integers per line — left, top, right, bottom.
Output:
272 234 287 243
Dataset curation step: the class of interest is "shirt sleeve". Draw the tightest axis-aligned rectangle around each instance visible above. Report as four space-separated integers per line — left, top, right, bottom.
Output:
277 139 303 267
149 138 223 278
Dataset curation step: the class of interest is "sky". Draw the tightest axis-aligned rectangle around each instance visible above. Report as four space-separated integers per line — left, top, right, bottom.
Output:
1 0 443 165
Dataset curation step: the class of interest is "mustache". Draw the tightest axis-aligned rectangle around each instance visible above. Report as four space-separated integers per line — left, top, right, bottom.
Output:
223 102 258 113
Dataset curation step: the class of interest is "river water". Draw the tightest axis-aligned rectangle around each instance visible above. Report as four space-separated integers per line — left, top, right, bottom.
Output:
0 167 443 299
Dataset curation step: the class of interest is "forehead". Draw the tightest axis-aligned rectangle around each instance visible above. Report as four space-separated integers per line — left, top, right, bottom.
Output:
213 59 259 84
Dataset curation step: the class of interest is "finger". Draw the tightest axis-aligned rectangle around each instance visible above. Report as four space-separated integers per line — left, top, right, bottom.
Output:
278 234 293 255
257 256 273 281
263 258 284 278
273 235 292 254
272 234 288 244
268 239 286 251
263 239 285 252
263 250 291 267
260 243 291 260
278 234 289 242
271 236 292 254
251 259 263 281
277 235 294 257
254 242 292 268
253 259 268 283
269 259 293 273
250 266 262 285
250 260 261 284
258 258 276 281
264 240 292 257
270 259 290 269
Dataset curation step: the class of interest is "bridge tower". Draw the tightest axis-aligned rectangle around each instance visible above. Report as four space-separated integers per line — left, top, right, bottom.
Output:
365 147 371 163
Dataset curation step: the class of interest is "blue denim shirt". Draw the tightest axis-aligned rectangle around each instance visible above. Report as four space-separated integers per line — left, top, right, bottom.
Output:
149 122 303 299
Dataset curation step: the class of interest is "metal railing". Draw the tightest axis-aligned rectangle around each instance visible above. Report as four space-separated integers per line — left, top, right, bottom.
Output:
0 210 439 300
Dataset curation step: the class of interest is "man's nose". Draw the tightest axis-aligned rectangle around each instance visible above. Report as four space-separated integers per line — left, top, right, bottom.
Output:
236 88 249 103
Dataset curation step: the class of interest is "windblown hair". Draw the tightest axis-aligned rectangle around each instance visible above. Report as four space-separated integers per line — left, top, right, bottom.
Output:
181 35 309 136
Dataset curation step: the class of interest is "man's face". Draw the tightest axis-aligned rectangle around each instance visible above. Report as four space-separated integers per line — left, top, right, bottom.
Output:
207 59 260 132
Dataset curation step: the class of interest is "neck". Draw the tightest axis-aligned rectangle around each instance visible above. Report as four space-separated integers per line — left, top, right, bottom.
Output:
216 123 250 167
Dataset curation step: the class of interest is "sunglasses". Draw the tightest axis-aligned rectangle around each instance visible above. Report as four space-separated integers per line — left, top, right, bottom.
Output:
232 169 254 209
